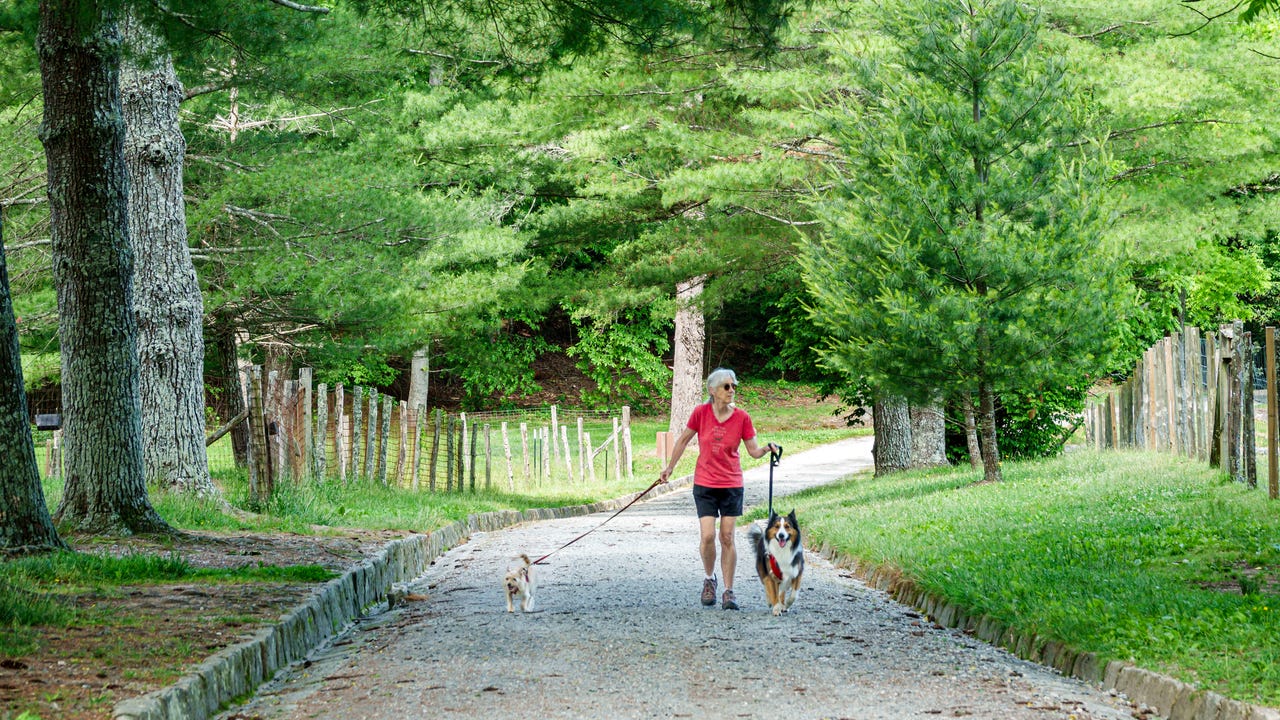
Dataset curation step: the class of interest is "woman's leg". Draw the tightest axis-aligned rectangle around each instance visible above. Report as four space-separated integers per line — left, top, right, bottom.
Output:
718 516 738 590
699 515 718 577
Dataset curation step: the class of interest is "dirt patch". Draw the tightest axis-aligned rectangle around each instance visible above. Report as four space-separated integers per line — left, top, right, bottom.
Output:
2 529 408 720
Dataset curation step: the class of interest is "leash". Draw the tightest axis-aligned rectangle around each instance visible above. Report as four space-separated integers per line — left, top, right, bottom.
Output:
531 476 667 565
767 444 784 517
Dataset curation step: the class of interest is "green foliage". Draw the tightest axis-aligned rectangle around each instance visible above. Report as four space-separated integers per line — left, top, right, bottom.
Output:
996 382 1087 460
777 450 1280 706
567 309 671 412
803 0 1129 428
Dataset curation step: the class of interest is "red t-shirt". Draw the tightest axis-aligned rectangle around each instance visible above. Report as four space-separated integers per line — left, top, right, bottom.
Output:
687 403 756 489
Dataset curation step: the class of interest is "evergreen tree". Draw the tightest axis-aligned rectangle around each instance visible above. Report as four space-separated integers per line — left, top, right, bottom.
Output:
802 0 1130 482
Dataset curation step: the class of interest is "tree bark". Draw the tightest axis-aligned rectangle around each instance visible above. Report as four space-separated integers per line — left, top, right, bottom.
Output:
408 346 429 412
38 0 171 535
668 276 706 438
909 401 947 467
872 397 912 476
961 392 982 469
121 13 215 496
977 381 1003 482
210 321 249 466
1 214 68 554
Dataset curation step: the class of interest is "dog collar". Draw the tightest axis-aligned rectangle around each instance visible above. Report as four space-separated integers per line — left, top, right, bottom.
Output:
768 554 783 580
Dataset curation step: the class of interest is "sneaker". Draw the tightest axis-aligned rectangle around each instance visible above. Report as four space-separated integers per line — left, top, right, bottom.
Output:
700 577 717 606
721 589 738 610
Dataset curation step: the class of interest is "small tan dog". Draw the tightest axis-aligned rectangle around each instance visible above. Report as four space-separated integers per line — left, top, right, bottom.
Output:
504 554 536 613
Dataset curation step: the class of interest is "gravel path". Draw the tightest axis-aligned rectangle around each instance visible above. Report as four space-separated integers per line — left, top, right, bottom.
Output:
223 437 1139 720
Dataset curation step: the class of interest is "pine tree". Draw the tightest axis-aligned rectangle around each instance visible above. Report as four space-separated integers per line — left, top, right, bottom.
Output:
802 0 1130 482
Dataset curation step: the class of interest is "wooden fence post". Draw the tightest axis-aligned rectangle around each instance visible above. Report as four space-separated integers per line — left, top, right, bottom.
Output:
460 413 470 485
300 368 313 479
561 425 573 479
315 382 328 479
485 423 493 490
397 400 408 487
550 406 560 464
622 406 633 479
613 417 622 482
365 390 378 481
1268 326 1278 500
430 409 442 492
542 426 551 483
469 422 478 492
411 405 424 491
445 414 455 492
247 366 272 505
351 386 363 481
377 394 391 484
501 421 514 491
335 383 346 481
1244 330 1257 488
520 422 530 479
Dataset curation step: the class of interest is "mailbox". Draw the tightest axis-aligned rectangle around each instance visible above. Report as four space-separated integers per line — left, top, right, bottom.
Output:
35 414 62 431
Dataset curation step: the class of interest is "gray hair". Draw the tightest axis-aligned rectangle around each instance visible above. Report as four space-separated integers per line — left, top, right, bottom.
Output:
705 368 738 402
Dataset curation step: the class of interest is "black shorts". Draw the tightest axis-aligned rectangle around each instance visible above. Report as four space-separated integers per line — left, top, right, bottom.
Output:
693 484 744 518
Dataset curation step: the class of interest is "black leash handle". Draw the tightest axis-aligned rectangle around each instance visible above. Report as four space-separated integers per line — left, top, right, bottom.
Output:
767 444 783 517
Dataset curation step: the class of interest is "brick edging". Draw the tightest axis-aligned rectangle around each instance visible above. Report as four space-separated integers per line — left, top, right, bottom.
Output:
814 542 1280 720
112 475 693 720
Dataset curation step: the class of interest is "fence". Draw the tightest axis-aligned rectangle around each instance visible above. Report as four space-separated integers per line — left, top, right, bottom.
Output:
1083 321 1278 500
216 366 635 503
33 366 636 502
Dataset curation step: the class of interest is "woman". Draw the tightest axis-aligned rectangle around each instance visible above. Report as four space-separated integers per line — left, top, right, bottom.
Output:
659 368 777 610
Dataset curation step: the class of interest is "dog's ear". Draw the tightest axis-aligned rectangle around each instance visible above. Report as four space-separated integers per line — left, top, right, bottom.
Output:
787 509 799 527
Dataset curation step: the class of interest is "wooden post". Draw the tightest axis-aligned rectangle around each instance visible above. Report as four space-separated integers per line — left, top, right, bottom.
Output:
577 417 586 482
397 400 408 487
365 390 378 481
485 423 493 490
247 366 272 505
520 422 530 479
378 394 392 484
445 414 456 492
334 383 346 481
1244 330 1257 488
285 379 303 480
613 417 622 482
469 421 478 492
550 405 560 463
1267 327 1278 500
430 409 442 492
501 421 514 491
561 425 573 479
315 383 328 479
461 413 470 484
412 405 424 491
351 386 363 481
656 431 669 462
584 431 596 482
622 406 633 479
545 425 555 481
300 368 313 479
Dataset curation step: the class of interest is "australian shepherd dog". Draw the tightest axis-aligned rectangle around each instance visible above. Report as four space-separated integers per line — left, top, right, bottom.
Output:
748 510 805 616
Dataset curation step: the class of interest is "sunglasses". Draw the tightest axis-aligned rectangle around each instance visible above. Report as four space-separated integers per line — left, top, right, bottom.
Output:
722 383 738 391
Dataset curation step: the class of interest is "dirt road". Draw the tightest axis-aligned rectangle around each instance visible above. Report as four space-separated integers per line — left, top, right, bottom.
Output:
222 437 1138 720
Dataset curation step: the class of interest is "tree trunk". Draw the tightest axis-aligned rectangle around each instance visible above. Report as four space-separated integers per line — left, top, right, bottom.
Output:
909 402 947 467
121 14 215 496
0 214 68 554
38 0 171 535
408 346 429 412
668 276 706 437
962 392 982 469
872 397 912 476
977 381 1003 482
210 322 249 466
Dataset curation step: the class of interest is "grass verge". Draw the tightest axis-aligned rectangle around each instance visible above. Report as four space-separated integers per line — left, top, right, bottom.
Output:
750 449 1280 707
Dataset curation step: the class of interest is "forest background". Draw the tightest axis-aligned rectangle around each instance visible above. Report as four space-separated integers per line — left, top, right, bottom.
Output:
4 0 1278 445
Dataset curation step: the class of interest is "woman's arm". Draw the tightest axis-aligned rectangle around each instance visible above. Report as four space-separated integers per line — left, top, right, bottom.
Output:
659 427 697 483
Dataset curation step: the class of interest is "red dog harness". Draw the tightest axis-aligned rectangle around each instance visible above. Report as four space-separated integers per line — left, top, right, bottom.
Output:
767 553 783 580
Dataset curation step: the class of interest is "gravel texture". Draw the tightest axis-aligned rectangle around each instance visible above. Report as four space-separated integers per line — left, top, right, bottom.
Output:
222 437 1140 720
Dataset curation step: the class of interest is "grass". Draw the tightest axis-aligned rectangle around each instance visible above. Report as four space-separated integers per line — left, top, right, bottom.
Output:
753 449 1280 707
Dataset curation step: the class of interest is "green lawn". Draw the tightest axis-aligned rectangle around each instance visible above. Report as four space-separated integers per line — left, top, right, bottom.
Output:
759 449 1280 707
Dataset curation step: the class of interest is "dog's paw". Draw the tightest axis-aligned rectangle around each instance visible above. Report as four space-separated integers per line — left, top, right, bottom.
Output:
772 605 784 616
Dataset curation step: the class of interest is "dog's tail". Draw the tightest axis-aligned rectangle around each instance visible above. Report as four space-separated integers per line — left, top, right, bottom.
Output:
517 553 532 566
746 523 766 563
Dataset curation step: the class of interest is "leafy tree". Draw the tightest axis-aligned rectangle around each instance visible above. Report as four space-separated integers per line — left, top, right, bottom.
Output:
802 0 1130 482
0 211 66 554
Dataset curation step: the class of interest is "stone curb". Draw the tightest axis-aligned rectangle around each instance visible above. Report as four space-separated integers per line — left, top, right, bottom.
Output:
814 543 1280 720
112 475 693 720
